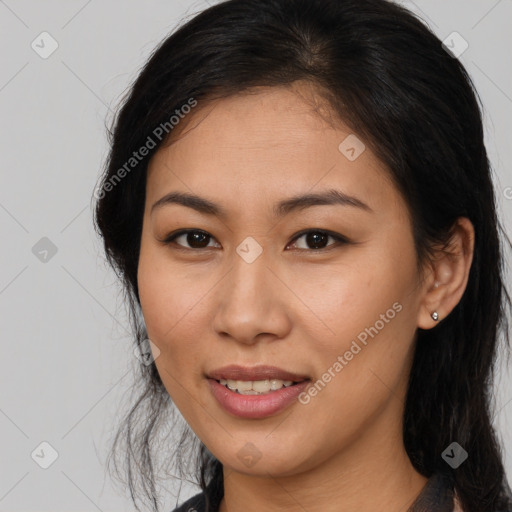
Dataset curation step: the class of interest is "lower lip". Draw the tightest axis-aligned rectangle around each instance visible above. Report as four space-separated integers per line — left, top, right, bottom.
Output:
207 378 310 419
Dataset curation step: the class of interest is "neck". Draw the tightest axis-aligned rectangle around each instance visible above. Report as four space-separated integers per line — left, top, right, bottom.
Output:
218 407 428 512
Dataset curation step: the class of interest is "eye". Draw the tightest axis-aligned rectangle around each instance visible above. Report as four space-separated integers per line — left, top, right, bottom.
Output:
287 229 348 251
162 229 220 250
161 229 348 252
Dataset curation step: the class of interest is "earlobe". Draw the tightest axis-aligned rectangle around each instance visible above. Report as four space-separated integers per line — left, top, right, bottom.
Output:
417 217 475 330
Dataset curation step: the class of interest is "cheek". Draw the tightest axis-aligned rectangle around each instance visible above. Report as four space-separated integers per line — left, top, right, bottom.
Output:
137 256 206 413
137 243 216 383
138 239 194 338
292 243 420 414
290 243 418 350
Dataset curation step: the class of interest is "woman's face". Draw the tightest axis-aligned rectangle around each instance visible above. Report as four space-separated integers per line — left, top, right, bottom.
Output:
138 83 428 476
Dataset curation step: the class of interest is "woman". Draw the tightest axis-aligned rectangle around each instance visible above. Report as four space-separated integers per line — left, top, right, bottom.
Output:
94 0 512 511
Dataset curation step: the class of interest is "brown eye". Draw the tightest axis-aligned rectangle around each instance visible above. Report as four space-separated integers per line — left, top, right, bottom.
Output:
163 230 220 249
162 228 348 252
303 231 329 249
289 230 348 251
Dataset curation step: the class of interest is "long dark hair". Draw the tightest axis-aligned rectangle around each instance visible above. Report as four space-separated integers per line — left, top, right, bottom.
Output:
93 0 512 511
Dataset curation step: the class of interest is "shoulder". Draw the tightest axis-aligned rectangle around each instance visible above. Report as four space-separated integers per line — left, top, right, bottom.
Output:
453 486 512 512
170 490 207 512
170 473 224 512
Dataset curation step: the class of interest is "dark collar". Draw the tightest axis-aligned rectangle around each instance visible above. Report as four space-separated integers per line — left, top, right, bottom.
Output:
172 472 456 512
408 472 455 512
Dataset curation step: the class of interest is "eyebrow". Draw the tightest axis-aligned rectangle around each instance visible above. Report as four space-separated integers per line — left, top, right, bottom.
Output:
151 188 373 218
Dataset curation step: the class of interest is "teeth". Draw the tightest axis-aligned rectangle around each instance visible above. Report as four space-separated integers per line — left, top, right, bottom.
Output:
219 378 296 394
251 379 270 392
235 380 253 392
270 379 282 390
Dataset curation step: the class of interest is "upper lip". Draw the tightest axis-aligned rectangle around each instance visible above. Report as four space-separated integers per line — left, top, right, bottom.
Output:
207 365 309 382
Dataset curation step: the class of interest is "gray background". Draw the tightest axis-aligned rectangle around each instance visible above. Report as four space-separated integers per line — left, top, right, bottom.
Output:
1 0 511 510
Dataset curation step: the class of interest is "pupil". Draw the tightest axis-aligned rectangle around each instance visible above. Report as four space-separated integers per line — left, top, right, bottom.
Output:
189 231 209 248
185 231 329 249
307 232 327 249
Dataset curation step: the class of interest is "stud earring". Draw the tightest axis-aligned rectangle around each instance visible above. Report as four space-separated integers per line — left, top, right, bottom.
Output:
431 311 439 321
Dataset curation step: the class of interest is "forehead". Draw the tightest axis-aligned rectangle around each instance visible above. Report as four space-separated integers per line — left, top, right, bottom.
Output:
145 84 401 219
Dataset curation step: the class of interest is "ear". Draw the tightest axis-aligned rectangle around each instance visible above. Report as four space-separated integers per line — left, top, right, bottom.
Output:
417 217 475 329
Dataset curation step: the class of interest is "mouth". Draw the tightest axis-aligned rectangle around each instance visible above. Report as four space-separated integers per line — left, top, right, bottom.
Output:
206 365 312 419
207 364 310 396
214 378 306 395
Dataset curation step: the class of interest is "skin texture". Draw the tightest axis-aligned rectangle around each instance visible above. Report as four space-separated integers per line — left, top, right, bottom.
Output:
137 82 475 512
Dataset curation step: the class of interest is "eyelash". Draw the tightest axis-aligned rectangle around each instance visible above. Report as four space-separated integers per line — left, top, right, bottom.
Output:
161 229 350 253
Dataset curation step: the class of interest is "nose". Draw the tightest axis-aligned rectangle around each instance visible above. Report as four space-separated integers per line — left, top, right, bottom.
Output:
212 249 292 346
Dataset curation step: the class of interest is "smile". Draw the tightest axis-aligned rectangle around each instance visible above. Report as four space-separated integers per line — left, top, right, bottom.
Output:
218 378 298 394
